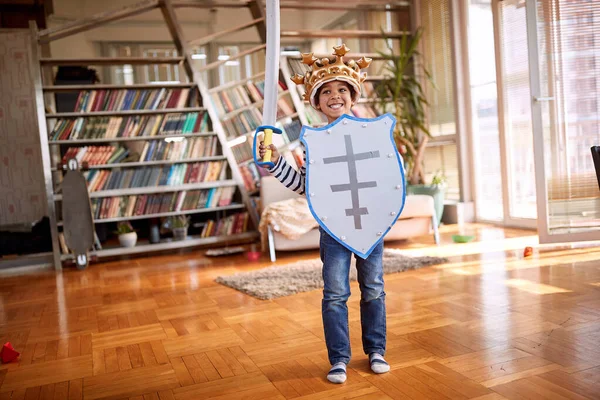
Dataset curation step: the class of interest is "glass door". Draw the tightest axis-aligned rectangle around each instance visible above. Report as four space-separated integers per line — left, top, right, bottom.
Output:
495 0 538 228
468 0 538 227
526 0 600 243
468 0 504 222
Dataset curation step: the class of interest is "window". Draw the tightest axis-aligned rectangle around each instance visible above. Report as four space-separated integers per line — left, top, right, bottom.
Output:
104 43 208 85
190 47 208 84
424 144 460 200
142 48 180 84
217 46 241 86
106 44 134 85
420 0 459 200
421 0 456 138
576 11 593 24
310 17 359 54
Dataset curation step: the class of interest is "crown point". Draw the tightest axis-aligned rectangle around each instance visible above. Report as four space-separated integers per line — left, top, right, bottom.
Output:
333 43 350 57
290 73 305 85
321 58 330 65
357 57 372 69
301 53 317 66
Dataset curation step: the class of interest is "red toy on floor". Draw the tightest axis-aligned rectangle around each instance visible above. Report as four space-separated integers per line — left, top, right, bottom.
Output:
1 342 20 363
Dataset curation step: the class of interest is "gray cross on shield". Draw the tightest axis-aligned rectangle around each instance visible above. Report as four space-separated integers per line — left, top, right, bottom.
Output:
301 113 406 259
324 135 379 230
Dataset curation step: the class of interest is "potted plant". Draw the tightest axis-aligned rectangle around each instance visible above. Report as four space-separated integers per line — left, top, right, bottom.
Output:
411 171 447 225
116 221 137 248
375 27 445 223
169 215 189 241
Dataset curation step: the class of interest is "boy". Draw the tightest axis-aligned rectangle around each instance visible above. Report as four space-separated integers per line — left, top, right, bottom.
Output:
258 44 390 384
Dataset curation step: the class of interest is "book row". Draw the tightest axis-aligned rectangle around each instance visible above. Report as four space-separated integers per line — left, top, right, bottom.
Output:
139 136 219 162
201 212 250 238
239 161 269 193
61 145 129 166
71 88 193 112
82 161 226 192
89 186 236 220
50 112 210 141
59 135 220 166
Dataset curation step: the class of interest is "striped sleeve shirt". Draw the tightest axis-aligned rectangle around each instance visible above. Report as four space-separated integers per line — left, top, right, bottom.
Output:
267 150 306 196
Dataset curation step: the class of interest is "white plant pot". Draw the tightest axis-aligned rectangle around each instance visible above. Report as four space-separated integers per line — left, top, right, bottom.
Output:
119 232 137 248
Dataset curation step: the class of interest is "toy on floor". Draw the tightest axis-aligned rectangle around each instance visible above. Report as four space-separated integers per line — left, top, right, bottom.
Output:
524 246 534 257
245 244 261 262
245 251 261 262
1 342 20 363
452 234 475 243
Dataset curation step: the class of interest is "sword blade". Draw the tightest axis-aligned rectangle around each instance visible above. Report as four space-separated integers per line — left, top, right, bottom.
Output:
262 0 280 127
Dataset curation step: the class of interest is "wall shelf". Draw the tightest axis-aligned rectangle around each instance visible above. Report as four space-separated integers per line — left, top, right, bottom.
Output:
46 107 206 118
53 180 237 200
60 231 259 260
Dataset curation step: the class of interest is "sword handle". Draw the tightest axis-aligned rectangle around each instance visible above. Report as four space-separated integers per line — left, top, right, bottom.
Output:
253 125 283 169
263 128 273 162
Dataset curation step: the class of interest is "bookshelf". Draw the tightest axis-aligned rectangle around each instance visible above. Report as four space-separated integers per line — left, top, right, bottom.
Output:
29 0 260 270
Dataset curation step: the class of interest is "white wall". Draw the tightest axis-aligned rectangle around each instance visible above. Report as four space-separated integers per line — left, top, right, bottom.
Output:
0 30 47 225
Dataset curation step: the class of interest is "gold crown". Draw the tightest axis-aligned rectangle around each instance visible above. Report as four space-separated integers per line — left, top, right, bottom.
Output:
290 44 372 109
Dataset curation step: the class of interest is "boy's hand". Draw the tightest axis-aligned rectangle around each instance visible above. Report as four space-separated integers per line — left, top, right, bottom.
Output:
258 141 280 167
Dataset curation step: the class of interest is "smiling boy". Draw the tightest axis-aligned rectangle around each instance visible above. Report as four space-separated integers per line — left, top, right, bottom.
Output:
258 44 390 384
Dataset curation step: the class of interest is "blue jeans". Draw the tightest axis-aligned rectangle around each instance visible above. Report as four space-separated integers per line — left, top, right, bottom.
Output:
319 227 386 365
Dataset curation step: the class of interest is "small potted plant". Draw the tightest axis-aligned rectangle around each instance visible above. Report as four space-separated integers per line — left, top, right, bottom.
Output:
170 215 190 241
116 221 137 248
429 171 448 224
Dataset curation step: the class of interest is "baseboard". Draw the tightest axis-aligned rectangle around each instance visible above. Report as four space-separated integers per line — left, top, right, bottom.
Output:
0 252 53 270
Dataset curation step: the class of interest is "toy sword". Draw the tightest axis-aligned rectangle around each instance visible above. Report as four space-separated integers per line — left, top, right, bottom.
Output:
253 0 283 169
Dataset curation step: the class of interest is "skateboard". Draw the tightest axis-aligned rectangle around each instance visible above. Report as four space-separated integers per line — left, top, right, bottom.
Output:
61 158 95 269
591 146 600 190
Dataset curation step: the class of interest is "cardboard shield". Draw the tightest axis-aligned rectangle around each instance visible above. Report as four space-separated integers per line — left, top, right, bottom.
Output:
301 113 406 259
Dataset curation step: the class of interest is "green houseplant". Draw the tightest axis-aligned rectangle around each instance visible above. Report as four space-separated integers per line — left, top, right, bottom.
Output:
169 215 189 241
375 27 445 223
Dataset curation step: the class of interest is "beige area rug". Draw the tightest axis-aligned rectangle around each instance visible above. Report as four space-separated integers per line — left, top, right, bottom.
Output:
215 249 448 300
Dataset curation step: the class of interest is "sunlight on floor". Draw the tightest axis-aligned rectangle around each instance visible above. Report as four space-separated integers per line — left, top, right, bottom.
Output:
396 234 539 259
445 267 477 275
505 278 572 295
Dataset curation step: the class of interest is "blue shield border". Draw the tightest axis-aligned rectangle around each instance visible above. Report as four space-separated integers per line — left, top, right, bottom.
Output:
300 113 407 259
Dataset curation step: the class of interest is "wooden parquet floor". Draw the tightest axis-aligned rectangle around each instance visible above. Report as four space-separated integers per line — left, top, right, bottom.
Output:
1 223 599 399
